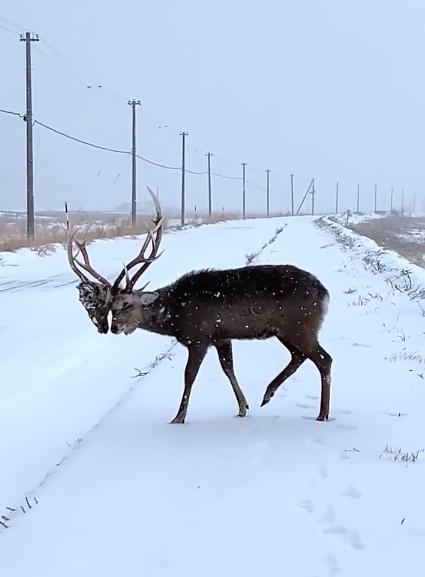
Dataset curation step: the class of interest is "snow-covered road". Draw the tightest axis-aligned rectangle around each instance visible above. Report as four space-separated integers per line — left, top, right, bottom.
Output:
1 217 424 576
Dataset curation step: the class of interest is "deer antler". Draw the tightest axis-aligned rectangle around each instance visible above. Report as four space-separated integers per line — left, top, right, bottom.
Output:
67 231 111 287
112 186 164 292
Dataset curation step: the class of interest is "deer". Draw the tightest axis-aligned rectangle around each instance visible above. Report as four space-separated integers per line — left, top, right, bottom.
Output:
67 187 332 424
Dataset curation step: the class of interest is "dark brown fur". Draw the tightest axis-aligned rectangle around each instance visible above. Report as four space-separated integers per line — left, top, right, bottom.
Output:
108 264 332 423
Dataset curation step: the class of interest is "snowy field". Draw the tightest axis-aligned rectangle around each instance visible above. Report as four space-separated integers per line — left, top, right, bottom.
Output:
1 216 425 576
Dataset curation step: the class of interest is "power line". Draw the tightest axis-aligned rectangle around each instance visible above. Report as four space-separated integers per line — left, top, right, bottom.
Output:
246 179 266 191
212 172 241 180
0 108 23 117
0 22 20 36
2 109 262 184
135 153 180 170
34 120 129 154
0 15 25 32
186 168 207 175
39 36 99 86
34 43 93 87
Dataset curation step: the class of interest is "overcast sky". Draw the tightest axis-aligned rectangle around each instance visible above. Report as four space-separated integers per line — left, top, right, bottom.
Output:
1 0 424 215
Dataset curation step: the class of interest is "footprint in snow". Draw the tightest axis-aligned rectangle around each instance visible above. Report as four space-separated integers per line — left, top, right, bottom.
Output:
342 486 362 499
318 505 335 524
336 422 357 431
297 402 314 409
298 499 314 513
323 525 365 550
324 553 341 575
335 408 353 415
307 436 324 446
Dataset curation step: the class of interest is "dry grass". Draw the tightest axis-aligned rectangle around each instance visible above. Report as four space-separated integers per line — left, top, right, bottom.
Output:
0 212 159 253
0 210 260 253
379 445 424 462
351 216 425 268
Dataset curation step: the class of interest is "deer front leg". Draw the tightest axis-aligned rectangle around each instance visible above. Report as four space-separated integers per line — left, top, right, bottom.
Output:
171 343 208 424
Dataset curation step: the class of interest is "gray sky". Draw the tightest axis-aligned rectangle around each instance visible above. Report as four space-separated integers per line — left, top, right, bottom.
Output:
1 0 424 215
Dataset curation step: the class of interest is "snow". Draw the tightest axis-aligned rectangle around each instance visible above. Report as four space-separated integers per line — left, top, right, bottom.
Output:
1 216 425 576
330 211 386 226
397 228 425 243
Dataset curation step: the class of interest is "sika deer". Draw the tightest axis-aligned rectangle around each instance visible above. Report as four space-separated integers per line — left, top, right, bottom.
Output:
67 187 332 423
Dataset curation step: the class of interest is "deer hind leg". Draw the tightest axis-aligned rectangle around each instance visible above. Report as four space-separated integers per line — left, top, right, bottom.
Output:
261 339 307 407
215 340 249 417
171 343 208 424
304 344 332 421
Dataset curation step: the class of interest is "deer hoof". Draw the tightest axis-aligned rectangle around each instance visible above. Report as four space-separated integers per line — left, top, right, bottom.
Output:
316 413 329 422
237 403 249 417
170 415 185 424
261 394 272 407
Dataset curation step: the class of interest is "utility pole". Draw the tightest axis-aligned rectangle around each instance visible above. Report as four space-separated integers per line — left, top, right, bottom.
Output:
374 184 378 213
290 174 294 215
20 32 39 242
205 152 213 217
413 190 416 214
311 178 315 215
180 132 188 226
266 169 271 217
242 162 247 219
401 188 405 215
128 99 141 226
335 181 339 214
357 183 360 213
390 186 394 214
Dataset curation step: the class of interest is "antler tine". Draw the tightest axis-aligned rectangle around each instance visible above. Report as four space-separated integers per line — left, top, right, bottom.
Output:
111 229 154 291
146 185 161 219
73 238 112 287
67 231 90 283
127 225 164 290
112 187 164 292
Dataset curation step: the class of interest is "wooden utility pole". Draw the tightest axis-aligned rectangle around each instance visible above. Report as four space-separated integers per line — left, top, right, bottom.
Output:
128 99 141 226
401 188 405 215
390 186 394 213
205 152 213 217
180 132 188 226
290 174 294 215
356 183 360 213
242 162 247 219
266 169 271 217
413 190 416 213
374 184 378 213
20 32 39 242
335 181 339 214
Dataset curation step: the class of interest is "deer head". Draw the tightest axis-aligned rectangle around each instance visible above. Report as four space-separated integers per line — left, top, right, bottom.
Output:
67 187 164 334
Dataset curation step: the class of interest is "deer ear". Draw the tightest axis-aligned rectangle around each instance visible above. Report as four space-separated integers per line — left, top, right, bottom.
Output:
140 291 159 306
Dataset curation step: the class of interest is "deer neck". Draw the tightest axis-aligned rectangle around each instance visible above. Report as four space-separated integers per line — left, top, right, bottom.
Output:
134 289 175 337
